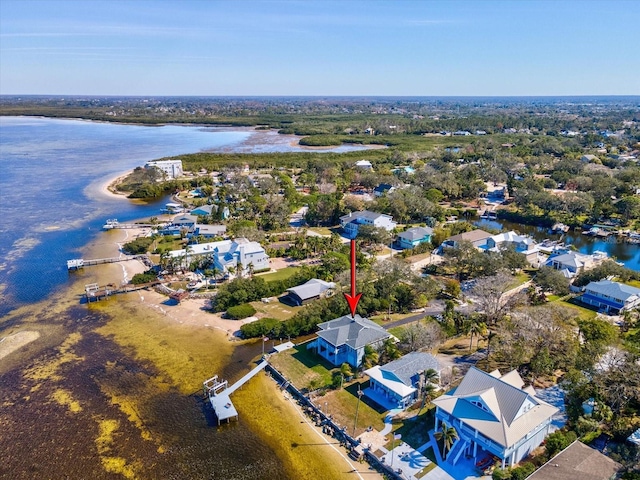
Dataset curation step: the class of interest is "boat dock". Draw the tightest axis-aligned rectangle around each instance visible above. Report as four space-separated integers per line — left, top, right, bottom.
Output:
67 254 153 270
203 342 294 425
103 219 155 230
84 280 161 301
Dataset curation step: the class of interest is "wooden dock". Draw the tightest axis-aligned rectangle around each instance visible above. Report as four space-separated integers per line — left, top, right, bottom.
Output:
103 219 155 230
67 254 152 270
203 342 294 425
84 280 161 301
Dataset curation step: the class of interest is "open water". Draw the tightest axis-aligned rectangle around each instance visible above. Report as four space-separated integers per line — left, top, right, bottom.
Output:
0 116 367 318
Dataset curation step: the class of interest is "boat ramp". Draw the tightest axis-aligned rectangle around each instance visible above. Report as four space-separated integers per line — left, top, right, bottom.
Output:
203 342 294 425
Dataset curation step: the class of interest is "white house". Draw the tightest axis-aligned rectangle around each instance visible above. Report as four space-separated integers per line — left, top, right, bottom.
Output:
432 367 558 469
167 238 268 276
442 229 492 250
339 211 397 239
145 159 183 179
483 231 540 265
579 280 640 314
545 250 608 277
364 352 440 410
355 160 373 170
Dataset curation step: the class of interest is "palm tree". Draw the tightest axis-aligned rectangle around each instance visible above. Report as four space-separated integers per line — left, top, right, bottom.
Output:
418 368 439 411
467 316 487 352
434 421 458 460
339 363 353 389
362 345 379 369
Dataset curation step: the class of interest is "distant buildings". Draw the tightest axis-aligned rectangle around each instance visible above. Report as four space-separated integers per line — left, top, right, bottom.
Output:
397 226 433 250
145 159 183 179
355 159 373 170
442 229 492 249
339 210 397 239
373 183 395 197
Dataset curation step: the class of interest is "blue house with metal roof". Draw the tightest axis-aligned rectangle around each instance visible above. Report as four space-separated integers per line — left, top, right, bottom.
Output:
310 314 391 368
579 280 640 314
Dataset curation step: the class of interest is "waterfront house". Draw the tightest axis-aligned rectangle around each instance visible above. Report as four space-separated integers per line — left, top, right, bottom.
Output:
339 211 397 239
526 440 621 480
172 214 199 228
167 237 268 276
432 367 558 469
545 250 607 277
364 352 440 410
579 279 640 314
284 279 336 306
213 238 269 276
483 231 540 265
310 314 391 368
373 183 395 197
191 205 214 216
145 159 183 179
441 229 492 250
397 226 433 250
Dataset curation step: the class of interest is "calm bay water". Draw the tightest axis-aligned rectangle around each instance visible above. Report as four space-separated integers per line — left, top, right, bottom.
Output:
0 116 367 318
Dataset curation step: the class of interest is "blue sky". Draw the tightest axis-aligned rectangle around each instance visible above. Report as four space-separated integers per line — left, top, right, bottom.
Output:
1 0 638 96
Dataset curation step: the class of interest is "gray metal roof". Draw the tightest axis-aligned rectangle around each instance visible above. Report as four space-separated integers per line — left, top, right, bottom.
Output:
585 279 640 301
317 314 390 349
339 210 390 223
379 352 440 386
398 226 433 241
433 367 558 447
286 279 335 301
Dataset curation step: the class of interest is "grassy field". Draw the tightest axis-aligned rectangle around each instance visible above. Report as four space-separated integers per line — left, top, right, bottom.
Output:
257 267 301 282
250 299 301 321
557 298 598 320
268 343 335 390
307 227 333 236
320 380 386 435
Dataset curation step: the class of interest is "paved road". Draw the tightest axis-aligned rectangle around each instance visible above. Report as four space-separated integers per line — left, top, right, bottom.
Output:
382 300 472 330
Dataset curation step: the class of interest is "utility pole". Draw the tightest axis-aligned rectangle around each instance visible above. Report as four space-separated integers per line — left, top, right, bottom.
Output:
353 387 363 436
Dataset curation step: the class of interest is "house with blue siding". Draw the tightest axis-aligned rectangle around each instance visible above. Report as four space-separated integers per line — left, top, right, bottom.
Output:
432 367 558 469
364 352 440 409
310 314 391 368
579 280 640 314
397 226 433 250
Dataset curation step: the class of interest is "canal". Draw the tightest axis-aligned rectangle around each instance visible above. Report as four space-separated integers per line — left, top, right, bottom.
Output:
474 218 640 272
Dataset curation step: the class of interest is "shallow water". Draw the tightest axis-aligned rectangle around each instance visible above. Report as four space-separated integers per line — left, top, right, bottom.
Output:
0 117 366 479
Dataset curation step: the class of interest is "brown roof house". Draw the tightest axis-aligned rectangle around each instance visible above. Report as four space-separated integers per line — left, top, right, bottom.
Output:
442 229 493 249
525 440 622 480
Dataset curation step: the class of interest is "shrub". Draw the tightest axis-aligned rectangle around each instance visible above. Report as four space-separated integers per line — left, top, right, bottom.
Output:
122 237 154 255
131 270 158 285
226 303 257 320
510 463 535 480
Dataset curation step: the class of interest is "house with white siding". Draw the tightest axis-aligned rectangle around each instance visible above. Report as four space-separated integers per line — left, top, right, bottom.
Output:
339 211 397 239
364 352 440 409
432 367 558 469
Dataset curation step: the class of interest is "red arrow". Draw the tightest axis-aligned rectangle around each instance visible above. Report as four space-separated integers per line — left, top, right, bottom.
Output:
344 239 362 318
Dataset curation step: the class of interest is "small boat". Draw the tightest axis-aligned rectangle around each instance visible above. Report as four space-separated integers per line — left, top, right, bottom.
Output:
550 222 569 234
481 211 498 220
103 219 119 229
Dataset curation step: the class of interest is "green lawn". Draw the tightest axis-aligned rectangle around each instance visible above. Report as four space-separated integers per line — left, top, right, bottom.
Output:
268 343 334 390
257 266 301 282
557 298 598 320
322 381 386 434
384 406 435 450
306 227 332 236
508 272 531 289
250 300 301 321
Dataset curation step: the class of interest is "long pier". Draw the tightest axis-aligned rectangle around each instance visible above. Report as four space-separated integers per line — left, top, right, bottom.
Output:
67 254 153 270
84 280 161 301
103 219 155 230
203 342 294 425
